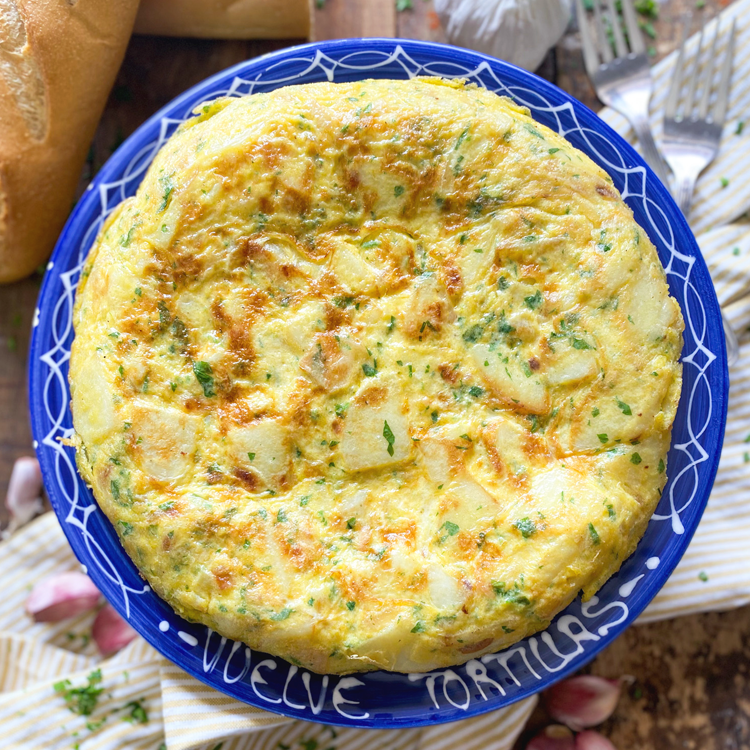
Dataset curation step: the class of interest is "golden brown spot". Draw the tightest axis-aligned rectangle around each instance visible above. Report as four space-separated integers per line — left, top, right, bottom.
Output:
529 357 540 371
596 184 617 200
439 363 460 385
213 565 234 591
443 260 463 298
355 384 387 407
233 468 258 491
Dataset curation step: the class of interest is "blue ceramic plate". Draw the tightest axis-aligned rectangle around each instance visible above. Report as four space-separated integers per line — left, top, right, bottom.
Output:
29 39 728 728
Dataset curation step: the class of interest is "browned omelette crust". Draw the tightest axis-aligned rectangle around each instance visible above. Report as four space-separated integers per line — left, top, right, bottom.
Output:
70 78 683 674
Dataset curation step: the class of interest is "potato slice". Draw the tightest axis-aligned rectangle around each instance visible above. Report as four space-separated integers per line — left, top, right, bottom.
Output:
471 343 549 414
340 377 412 472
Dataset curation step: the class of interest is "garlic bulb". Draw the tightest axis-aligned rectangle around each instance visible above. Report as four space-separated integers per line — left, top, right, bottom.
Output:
434 0 572 73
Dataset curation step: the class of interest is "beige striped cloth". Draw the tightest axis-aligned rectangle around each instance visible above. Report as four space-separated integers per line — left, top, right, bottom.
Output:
6 4 750 747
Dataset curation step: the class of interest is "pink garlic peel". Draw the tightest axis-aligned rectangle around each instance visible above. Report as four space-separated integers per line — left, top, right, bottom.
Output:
93 603 137 656
544 675 621 731
25 571 101 622
527 724 576 750
576 730 618 750
4 456 43 534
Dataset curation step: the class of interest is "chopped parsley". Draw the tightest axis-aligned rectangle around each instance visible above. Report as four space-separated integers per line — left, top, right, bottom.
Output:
658 459 665 474
362 362 377 377
588 523 601 545
192 360 216 397
616 399 632 415
346 601 356 611
270 608 292 621
524 290 543 310
123 700 149 724
383 420 395 456
514 517 537 538
411 621 426 633
630 453 642 465
53 669 104 716
598 433 608 444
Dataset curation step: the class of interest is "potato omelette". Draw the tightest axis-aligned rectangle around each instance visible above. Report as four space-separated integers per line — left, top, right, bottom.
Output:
70 78 683 674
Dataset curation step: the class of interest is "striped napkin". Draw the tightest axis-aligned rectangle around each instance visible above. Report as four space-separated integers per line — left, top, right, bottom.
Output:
6 4 750 746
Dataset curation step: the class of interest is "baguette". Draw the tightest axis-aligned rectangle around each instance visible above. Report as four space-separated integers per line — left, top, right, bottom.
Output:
134 0 311 40
0 0 139 283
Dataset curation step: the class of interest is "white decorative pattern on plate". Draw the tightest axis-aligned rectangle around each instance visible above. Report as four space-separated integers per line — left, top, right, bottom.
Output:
29 40 727 728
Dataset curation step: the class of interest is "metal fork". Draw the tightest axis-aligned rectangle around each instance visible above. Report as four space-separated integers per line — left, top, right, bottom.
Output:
576 0 671 185
661 16 739 365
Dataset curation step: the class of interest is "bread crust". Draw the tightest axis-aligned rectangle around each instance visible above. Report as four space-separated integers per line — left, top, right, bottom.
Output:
134 0 311 40
0 0 139 283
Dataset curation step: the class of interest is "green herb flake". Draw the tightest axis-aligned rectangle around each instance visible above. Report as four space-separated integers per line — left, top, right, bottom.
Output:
346 601 356 611
270 608 292 621
53 669 104 716
588 522 601 545
362 362 377 377
616 399 632 415
192 360 216 397
630 452 642 465
721 177 730 188
468 385 484 398
394 185 405 197
383 420 396 456
346 518 356 530
411 621 425 633
698 571 709 582
123 700 149 724
736 120 745 135
248 452 255 461
514 517 537 539
658 459 665 474
597 433 608 444
524 290 543 310
441 520 460 537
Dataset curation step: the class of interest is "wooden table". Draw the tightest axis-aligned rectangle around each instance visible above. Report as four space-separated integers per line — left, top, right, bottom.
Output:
2 1 748 747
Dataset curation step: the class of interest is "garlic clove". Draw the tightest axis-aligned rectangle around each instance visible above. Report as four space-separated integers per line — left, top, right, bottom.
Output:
25 571 101 622
544 675 621 731
92 603 137 656
527 725 576 750
4 457 43 535
576 730 618 750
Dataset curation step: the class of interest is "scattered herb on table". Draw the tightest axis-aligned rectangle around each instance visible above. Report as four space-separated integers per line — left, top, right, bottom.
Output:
53 669 104 716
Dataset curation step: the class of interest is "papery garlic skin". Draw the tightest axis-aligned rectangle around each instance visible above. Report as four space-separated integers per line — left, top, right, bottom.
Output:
434 0 572 72
544 675 621 731
528 724 576 750
93 603 138 656
25 571 101 622
4 456 43 536
576 730 618 750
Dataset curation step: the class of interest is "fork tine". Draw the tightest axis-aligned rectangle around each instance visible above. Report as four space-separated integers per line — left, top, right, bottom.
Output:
620 0 645 55
593 1 614 64
683 27 705 118
713 18 736 126
697 21 720 120
665 15 691 119
576 0 601 79
606 0 628 58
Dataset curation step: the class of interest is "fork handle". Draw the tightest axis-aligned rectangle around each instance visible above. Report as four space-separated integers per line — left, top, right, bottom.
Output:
673 171 698 217
630 113 672 186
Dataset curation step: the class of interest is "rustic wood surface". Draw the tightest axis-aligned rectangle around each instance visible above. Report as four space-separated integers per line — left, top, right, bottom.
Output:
1 1 747 747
